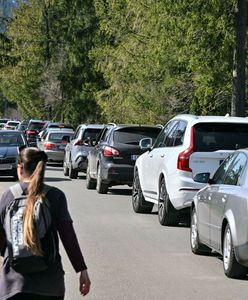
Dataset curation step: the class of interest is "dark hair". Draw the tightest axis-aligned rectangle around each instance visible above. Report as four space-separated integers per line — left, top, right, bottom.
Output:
17 147 48 255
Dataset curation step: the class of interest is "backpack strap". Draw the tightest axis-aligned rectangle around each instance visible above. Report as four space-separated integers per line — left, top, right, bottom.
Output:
9 183 24 199
10 183 52 199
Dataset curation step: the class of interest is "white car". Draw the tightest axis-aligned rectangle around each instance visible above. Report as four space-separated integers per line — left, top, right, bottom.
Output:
132 114 248 226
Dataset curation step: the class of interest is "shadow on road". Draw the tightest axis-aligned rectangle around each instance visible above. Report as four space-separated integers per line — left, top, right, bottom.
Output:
45 177 71 182
108 188 132 196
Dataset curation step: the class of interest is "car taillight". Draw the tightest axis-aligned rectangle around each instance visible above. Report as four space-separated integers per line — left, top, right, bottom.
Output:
103 146 120 156
26 130 37 135
44 142 56 150
74 140 84 146
177 127 194 172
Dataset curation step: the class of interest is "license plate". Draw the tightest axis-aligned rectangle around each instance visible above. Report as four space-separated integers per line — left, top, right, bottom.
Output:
131 155 139 161
0 164 12 170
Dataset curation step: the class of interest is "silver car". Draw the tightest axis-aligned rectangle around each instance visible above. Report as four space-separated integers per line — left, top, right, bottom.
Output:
38 129 74 162
191 149 248 278
63 124 104 179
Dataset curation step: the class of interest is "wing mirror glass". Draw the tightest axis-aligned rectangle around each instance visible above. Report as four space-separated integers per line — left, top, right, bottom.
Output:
193 172 211 184
139 138 152 150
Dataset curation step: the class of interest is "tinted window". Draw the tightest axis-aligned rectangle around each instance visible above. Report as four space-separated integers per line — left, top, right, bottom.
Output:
212 154 236 184
194 123 248 152
114 127 161 145
0 132 25 146
153 121 176 148
164 121 181 147
48 132 74 142
29 123 46 131
223 153 247 186
82 128 102 140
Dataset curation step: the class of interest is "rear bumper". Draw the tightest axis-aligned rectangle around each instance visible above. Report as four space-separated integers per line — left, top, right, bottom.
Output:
101 163 134 185
72 156 87 171
46 150 65 162
235 242 248 267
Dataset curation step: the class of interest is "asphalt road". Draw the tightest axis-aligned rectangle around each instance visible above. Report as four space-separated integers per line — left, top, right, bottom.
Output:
1 164 248 300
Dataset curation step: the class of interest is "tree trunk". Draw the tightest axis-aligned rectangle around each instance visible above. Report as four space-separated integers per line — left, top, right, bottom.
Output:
231 0 247 117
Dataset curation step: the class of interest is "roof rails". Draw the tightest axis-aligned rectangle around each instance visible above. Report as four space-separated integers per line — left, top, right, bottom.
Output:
107 122 117 126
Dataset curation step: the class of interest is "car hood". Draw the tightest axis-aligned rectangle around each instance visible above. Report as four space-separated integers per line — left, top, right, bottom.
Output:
0 147 18 158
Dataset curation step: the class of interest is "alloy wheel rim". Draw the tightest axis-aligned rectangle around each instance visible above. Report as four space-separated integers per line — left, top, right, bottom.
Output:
223 228 231 271
158 183 165 220
132 177 139 208
191 211 197 249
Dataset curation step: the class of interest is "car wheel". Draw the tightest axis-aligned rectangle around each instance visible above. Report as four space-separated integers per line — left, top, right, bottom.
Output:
158 178 180 226
96 165 108 194
86 165 96 189
223 224 247 278
132 171 153 213
190 207 212 254
69 164 78 179
63 160 69 176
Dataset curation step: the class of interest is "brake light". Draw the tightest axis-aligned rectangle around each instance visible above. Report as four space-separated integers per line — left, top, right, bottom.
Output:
74 140 84 146
26 130 37 135
177 127 194 172
103 146 120 156
44 142 56 150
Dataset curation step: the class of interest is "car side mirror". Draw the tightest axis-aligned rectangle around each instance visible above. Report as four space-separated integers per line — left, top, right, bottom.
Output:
193 172 211 184
139 138 152 150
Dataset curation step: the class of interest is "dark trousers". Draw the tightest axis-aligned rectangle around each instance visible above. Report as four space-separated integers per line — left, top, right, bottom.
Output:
8 293 64 300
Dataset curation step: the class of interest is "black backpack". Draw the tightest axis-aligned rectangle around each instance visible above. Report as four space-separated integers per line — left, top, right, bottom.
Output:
4 183 56 274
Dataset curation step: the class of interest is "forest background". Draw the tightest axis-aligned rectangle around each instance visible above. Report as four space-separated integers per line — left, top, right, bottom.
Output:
0 0 247 126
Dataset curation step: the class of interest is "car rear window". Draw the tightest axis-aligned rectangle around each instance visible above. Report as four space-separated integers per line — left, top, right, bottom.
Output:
113 127 161 145
194 123 248 151
49 132 74 142
82 128 102 140
0 132 25 146
29 122 46 131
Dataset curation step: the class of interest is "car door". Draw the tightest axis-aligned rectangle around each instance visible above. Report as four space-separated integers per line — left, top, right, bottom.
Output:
65 126 80 164
197 154 235 245
142 121 179 201
210 152 247 250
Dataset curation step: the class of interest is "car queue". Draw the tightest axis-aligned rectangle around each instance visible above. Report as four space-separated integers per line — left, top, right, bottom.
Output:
1 114 248 279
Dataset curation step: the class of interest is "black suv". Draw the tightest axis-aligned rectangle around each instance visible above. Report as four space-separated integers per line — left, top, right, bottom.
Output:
86 124 162 193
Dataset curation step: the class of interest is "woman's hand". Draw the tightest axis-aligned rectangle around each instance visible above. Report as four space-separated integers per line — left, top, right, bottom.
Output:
79 269 91 296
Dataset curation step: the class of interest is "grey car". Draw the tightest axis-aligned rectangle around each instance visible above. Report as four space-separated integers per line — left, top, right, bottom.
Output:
191 149 248 278
37 129 74 162
63 124 104 179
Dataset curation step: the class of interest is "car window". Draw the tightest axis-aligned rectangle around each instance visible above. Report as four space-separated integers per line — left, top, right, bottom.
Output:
82 128 102 141
153 121 176 148
164 121 180 147
174 121 187 146
74 126 81 139
48 132 74 142
212 153 236 184
223 153 247 186
113 127 161 145
0 132 25 146
194 122 248 152
29 123 45 131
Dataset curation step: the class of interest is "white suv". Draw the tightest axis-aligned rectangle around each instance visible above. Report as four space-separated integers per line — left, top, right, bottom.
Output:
132 114 248 226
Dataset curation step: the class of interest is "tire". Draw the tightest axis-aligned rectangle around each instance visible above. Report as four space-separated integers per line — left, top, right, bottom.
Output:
190 207 212 255
223 224 247 278
132 171 153 213
96 165 108 194
158 178 180 226
63 160 69 176
69 164 78 179
86 165 96 189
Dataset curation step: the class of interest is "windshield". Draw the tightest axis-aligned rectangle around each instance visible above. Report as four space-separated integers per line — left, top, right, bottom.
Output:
48 132 74 142
194 123 248 151
0 132 25 147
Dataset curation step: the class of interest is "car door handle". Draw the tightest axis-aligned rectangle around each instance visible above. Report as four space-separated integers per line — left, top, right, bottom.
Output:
222 197 226 203
149 154 153 158
161 154 165 158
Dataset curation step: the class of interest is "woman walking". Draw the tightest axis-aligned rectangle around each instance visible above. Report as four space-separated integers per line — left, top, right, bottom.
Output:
0 147 91 299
